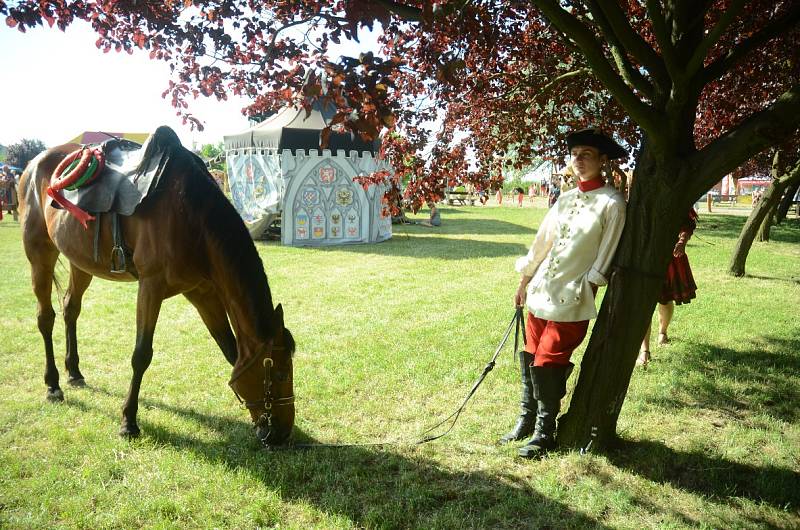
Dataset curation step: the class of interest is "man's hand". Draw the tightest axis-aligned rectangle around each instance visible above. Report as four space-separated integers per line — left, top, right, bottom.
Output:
514 284 527 308
515 275 532 307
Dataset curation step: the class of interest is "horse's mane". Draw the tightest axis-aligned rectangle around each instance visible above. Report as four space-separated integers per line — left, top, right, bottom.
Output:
152 128 278 341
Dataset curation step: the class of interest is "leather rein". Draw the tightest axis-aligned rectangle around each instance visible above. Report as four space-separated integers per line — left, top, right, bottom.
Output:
287 308 526 449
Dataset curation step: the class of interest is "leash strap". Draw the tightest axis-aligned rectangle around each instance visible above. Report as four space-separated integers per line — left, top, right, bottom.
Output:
288 308 525 450
415 307 524 444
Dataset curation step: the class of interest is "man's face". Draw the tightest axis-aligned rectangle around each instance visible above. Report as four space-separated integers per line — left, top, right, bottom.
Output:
570 145 606 180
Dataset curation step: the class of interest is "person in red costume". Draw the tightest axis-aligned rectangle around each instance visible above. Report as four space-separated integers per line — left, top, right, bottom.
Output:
637 210 699 366
501 128 628 458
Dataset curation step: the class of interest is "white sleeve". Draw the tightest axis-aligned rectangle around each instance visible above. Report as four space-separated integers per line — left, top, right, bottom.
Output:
515 204 558 276
587 196 626 286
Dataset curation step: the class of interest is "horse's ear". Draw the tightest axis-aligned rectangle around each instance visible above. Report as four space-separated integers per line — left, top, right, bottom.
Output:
274 304 284 330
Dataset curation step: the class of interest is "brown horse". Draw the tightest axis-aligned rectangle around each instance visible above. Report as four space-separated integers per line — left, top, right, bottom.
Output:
18 126 295 445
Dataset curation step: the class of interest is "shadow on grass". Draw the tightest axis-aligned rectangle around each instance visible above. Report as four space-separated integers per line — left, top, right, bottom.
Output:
396 216 533 237
273 219 532 259
699 214 800 243
312 235 529 260
745 274 800 285
67 387 608 529
644 334 800 424
606 438 799 513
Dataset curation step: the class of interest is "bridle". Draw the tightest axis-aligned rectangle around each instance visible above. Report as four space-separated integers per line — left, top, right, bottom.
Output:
228 344 295 443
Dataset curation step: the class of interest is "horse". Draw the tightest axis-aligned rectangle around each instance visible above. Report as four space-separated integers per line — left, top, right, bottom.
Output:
18 126 295 446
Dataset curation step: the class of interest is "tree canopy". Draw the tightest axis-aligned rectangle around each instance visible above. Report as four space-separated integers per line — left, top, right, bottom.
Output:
4 137 47 170
3 1 797 206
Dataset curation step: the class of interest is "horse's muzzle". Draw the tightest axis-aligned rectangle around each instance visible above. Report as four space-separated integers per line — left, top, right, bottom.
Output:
254 404 295 446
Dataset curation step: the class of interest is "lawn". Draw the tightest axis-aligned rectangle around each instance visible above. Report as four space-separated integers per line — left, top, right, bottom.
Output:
0 202 798 529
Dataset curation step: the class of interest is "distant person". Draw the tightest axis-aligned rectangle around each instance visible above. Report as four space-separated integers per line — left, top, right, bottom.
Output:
418 202 441 227
496 188 503 205
547 182 560 208
515 187 525 207
528 185 536 203
478 188 488 205
1 167 18 222
638 209 699 366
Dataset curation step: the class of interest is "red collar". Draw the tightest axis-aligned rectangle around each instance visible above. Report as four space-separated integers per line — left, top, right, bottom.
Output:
577 177 605 192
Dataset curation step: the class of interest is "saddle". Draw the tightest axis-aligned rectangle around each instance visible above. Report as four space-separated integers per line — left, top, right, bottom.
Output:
52 135 170 217
50 129 174 273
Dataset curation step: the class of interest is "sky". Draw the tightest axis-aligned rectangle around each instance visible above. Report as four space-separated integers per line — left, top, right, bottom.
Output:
0 20 379 150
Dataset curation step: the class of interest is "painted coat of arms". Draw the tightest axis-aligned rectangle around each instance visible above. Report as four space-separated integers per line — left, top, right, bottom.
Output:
319 167 335 184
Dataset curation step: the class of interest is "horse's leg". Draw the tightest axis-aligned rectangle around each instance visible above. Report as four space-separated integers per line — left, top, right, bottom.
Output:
29 248 62 401
183 286 238 366
120 278 165 437
63 265 93 386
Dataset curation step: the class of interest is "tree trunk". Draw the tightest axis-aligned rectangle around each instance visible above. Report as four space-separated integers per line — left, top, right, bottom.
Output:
776 181 800 224
757 199 779 242
557 143 686 450
729 171 797 276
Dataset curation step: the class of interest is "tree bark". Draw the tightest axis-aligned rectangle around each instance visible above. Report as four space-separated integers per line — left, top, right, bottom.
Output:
729 160 800 276
557 143 686 450
776 181 800 224
757 199 779 242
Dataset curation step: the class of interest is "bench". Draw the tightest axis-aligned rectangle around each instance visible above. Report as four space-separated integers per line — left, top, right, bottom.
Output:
445 186 475 206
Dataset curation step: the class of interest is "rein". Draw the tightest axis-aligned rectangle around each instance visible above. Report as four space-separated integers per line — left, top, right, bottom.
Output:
286 308 526 450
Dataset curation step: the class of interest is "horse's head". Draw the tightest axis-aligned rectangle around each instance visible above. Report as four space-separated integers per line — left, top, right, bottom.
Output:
228 303 295 447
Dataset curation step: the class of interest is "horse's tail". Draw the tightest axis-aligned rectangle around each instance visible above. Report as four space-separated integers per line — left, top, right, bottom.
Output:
18 147 66 309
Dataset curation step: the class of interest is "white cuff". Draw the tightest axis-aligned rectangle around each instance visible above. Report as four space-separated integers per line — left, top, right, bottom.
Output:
587 268 608 286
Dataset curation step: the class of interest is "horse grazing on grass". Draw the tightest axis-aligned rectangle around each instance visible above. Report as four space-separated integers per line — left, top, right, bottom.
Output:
18 126 295 446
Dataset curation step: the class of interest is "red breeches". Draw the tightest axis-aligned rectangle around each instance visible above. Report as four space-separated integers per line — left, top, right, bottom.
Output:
524 313 589 367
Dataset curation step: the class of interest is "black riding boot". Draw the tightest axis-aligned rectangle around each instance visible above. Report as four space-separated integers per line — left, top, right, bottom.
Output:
518 363 573 458
499 351 536 444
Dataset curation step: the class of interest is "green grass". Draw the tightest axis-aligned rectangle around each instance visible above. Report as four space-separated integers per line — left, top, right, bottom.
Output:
1 203 798 529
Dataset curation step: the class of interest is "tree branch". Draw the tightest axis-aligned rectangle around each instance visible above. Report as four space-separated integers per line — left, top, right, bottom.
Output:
532 0 661 139
686 85 800 199
645 0 681 81
700 4 800 85
534 68 592 99
371 0 422 21
591 0 670 91
585 1 656 100
685 0 746 77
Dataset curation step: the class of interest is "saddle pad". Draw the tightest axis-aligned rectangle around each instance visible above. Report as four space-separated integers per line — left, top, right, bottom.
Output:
53 136 170 216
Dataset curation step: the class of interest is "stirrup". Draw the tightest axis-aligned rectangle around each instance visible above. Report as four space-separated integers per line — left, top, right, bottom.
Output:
110 246 127 273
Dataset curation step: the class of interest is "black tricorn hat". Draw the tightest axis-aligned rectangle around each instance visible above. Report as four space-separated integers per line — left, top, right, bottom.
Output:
566 128 627 160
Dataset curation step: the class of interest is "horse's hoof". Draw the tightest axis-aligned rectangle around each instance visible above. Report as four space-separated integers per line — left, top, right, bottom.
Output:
67 377 86 387
46 388 64 402
119 424 141 438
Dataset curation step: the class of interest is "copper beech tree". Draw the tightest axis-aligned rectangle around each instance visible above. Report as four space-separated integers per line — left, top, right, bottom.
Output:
728 139 800 276
4 0 799 450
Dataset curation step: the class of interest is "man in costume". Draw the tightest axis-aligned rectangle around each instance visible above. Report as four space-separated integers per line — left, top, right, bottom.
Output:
500 128 627 458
